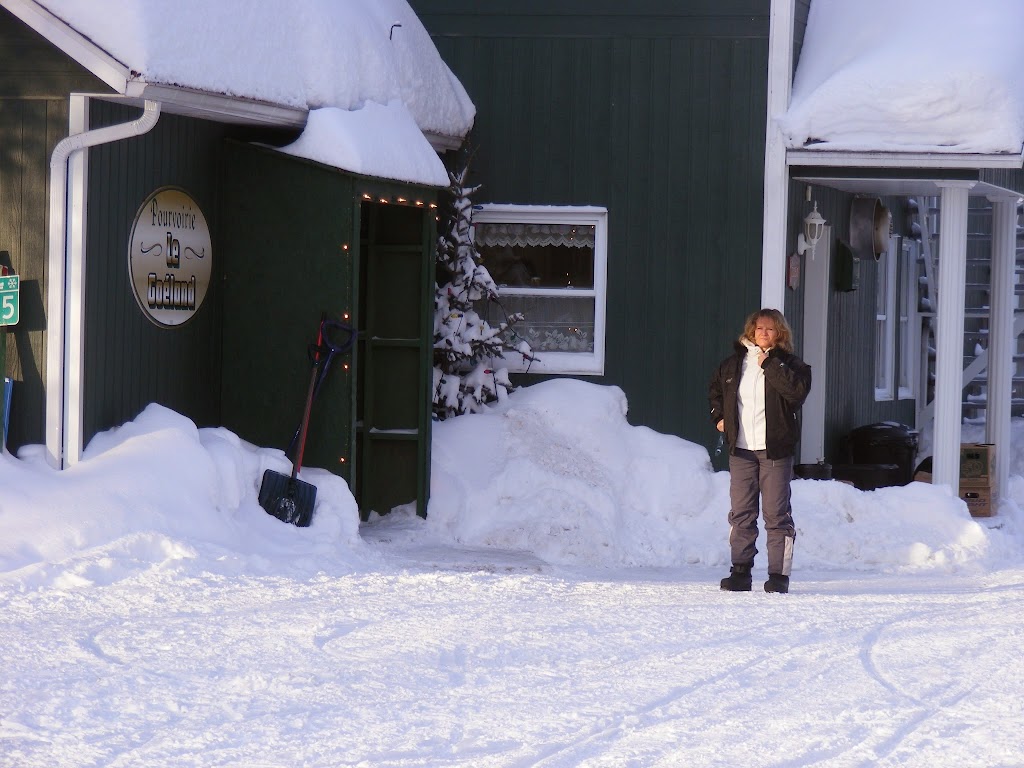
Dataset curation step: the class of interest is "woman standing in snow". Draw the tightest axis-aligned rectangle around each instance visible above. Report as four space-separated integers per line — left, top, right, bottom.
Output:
708 308 811 594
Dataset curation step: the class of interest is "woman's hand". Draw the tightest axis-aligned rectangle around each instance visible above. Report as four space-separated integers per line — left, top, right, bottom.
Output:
716 419 725 433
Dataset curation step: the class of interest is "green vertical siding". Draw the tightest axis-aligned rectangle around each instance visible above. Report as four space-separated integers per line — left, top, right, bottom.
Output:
220 141 355 475
83 102 229 445
0 6 109 97
0 100 55 450
410 1 769 37
414 2 770 450
0 8 110 451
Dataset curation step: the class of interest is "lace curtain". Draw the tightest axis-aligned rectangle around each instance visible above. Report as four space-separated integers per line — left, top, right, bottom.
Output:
475 223 595 249
481 295 595 353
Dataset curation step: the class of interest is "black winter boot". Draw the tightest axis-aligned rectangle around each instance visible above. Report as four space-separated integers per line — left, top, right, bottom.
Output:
720 564 753 592
764 573 790 594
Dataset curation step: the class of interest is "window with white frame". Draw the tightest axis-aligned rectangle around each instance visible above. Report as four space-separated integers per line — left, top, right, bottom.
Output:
897 238 920 399
472 204 608 374
874 237 898 401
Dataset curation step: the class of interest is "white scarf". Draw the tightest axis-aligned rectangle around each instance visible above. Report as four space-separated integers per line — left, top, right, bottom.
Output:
736 339 767 450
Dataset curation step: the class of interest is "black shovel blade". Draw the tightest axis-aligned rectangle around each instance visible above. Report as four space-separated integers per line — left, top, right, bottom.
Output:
258 468 316 527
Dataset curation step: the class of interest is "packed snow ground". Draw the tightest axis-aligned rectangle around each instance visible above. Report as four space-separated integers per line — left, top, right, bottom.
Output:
2 379 1023 767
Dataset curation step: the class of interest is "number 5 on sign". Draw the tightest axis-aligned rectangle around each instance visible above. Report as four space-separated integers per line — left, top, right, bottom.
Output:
0 275 19 326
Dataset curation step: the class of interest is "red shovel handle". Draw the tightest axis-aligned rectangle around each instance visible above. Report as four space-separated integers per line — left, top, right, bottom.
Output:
292 318 326 477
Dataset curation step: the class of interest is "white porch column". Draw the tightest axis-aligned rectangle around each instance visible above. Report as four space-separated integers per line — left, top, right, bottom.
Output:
760 0 795 309
932 181 975 493
985 194 1020 503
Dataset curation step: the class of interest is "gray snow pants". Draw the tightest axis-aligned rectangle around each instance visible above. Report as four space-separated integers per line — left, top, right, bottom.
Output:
727 448 795 576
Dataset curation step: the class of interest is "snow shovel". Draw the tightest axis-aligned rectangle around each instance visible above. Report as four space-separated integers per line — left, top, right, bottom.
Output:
258 347 321 527
258 316 357 527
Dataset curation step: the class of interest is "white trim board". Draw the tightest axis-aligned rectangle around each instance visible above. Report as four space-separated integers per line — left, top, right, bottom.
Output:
800 227 831 464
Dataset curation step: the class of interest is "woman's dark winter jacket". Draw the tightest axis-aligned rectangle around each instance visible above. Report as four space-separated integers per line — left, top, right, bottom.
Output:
708 342 812 460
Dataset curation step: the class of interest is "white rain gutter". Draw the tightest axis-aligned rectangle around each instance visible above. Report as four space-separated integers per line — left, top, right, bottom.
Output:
788 147 1024 169
45 99 161 469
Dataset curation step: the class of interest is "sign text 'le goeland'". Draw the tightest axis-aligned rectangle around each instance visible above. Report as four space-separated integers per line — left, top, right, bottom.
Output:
128 187 212 328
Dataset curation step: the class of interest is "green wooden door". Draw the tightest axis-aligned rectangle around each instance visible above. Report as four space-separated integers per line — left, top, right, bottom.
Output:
220 141 356 478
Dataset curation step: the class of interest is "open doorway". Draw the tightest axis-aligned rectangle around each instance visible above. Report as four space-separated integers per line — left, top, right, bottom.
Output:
354 201 435 519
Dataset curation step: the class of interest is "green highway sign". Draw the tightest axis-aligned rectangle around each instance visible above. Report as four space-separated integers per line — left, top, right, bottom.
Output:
0 275 19 326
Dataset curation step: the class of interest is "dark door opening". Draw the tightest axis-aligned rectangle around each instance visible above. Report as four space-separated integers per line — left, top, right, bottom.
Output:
355 201 434 519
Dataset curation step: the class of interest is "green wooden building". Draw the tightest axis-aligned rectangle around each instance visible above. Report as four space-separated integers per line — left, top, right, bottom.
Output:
7 0 1024 520
412 1 1024 501
0 1 471 518
410 1 791 466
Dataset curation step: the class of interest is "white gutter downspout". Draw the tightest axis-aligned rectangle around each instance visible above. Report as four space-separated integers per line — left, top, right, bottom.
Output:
45 99 161 469
761 0 795 309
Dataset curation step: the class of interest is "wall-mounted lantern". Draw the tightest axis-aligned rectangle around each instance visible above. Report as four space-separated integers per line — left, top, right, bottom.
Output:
797 202 827 259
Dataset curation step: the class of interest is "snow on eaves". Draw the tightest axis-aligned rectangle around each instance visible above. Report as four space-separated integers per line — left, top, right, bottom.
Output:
278 102 450 188
779 0 1024 155
34 0 475 142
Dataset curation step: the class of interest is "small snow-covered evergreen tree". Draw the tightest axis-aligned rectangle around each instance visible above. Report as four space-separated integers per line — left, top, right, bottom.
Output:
433 152 533 419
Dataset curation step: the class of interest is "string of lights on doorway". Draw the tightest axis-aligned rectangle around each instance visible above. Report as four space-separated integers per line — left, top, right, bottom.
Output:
360 192 438 209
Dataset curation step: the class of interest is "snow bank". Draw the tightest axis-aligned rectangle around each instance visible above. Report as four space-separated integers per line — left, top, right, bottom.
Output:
0 404 365 589
1 381 1020 586
427 379 1006 571
428 379 724 567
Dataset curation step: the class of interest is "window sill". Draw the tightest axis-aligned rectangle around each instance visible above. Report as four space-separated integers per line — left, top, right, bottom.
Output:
494 349 604 376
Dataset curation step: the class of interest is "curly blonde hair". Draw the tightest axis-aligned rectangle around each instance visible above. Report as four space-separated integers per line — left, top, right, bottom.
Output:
739 308 793 353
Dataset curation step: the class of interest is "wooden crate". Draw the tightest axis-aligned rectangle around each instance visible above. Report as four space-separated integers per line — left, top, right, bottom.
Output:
959 484 993 518
959 444 994 484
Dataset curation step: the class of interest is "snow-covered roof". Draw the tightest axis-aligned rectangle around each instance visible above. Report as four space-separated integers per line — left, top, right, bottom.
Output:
6 0 474 186
780 0 1024 156
13 0 474 146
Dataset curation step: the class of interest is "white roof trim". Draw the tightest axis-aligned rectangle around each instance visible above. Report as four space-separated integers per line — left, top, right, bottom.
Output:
122 82 306 128
788 147 1024 170
1 0 129 93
